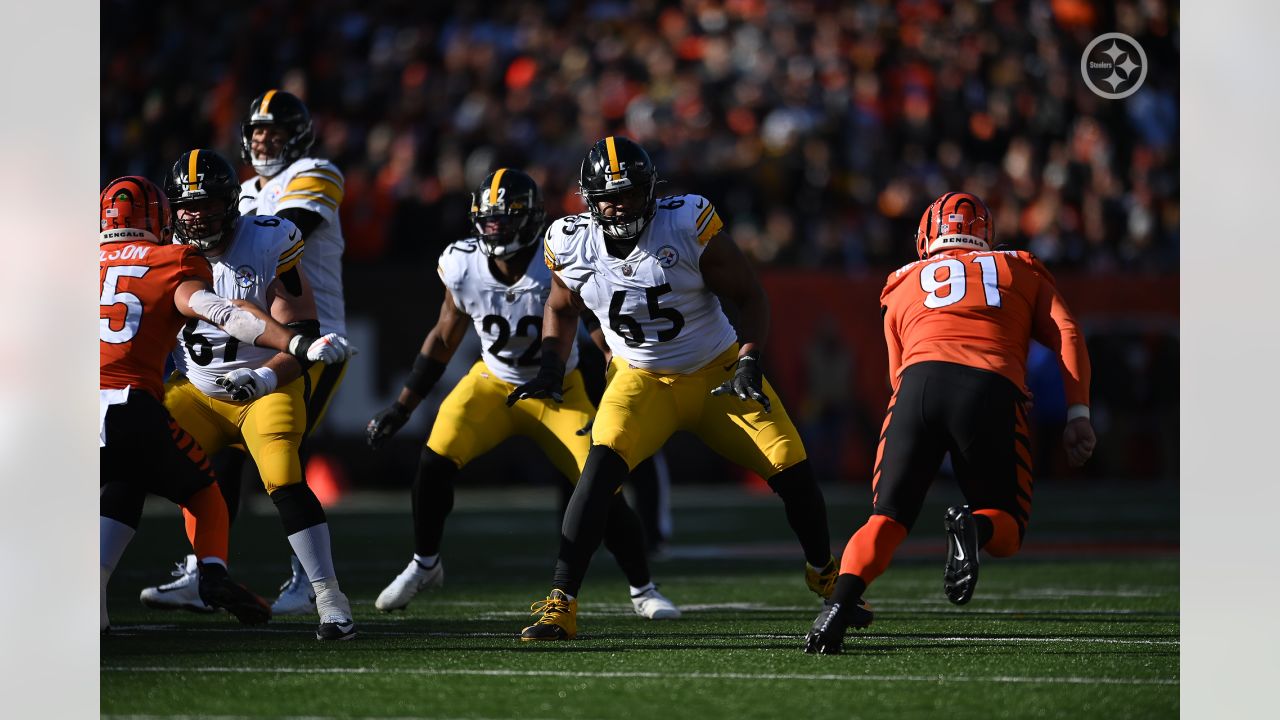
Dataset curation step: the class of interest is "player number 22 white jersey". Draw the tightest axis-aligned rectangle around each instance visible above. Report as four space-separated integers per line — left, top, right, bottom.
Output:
437 239 579 386
543 194 737 374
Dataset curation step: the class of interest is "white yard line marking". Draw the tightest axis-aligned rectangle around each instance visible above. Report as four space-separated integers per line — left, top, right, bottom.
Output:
101 665 1177 686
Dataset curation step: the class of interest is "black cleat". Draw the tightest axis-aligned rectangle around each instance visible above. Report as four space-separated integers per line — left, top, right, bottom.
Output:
316 618 357 641
198 563 272 625
803 598 873 655
943 505 980 605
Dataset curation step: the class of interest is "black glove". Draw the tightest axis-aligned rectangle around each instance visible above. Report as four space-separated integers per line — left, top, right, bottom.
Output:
507 356 565 406
366 402 411 450
711 352 771 412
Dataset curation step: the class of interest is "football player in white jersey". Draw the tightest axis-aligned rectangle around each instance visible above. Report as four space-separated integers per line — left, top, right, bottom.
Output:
139 149 358 641
511 136 837 641
364 169 679 621
217 89 350 615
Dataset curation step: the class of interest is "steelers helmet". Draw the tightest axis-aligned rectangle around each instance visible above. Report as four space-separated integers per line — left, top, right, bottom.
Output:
240 89 315 178
579 136 658 243
469 168 546 259
164 149 242 252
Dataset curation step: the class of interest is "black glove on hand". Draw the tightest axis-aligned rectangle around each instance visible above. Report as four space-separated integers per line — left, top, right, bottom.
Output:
366 402 411 450
711 352 771 412
507 356 565 406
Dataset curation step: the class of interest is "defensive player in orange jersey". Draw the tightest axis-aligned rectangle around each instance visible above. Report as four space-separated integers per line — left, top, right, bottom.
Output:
99 176 348 633
804 192 1097 654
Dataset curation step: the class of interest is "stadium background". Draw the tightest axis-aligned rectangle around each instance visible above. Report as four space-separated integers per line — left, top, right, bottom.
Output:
100 0 1179 495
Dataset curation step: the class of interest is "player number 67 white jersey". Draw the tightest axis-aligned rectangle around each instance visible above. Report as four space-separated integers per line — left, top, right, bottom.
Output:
436 239 579 386
171 216 305 400
543 194 737 374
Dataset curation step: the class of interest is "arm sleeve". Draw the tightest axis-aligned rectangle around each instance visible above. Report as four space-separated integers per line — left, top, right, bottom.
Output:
691 197 725 247
1031 276 1092 407
275 226 306 276
277 163 344 218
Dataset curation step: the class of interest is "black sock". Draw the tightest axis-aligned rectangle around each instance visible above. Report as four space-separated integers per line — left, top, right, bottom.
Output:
211 447 248 524
100 480 146 529
766 460 833 567
553 445 629 596
602 492 651 588
411 448 458 557
974 513 994 547
269 482 327 535
832 573 868 605
629 456 663 550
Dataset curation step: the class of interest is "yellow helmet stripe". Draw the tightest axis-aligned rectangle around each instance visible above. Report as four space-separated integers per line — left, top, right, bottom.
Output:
187 149 200 192
604 136 621 179
489 168 507 206
260 89 278 115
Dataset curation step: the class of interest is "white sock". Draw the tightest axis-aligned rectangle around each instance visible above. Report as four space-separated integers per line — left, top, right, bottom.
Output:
286 523 336 583
629 582 656 597
100 517 136 579
199 556 227 569
413 553 439 569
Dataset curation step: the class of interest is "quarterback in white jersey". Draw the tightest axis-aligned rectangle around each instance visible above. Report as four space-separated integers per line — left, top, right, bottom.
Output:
364 169 678 621
220 89 350 617
512 136 835 642
140 149 358 641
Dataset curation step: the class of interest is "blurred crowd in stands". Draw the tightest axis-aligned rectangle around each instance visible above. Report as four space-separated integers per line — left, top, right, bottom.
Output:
102 0 1178 272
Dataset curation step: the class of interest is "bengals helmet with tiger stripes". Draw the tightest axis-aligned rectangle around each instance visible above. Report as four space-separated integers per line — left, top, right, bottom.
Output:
916 192 995 260
100 176 171 244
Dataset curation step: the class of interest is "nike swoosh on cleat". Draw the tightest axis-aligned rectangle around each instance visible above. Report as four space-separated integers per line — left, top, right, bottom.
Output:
953 545 966 561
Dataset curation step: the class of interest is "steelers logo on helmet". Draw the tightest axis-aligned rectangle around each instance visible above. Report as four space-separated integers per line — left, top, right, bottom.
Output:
165 149 242 252
580 136 658 244
469 168 547 260
99 176 172 245
241 89 315 179
915 192 994 260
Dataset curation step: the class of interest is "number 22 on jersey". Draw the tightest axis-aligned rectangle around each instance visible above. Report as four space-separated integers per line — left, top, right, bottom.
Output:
919 255 1001 309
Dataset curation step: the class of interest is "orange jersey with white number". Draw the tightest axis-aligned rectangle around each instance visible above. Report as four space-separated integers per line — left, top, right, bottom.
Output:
880 249 1090 406
100 240 212 398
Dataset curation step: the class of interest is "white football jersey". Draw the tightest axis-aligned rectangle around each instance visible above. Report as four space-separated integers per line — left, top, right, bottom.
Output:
239 157 346 334
543 194 737 374
171 216 305 400
437 239 579 386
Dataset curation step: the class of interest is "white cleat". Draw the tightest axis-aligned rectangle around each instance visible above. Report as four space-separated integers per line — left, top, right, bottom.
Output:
375 558 444 612
315 587 356 641
631 586 682 620
272 556 317 616
139 555 213 613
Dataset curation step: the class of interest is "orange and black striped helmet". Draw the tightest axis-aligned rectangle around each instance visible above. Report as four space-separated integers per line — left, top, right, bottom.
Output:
100 176 171 244
915 192 994 260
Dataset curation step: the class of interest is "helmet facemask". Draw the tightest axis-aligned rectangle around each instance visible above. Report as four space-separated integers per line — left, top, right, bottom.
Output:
239 91 315 179
470 170 546 259
583 178 656 242
172 194 240 252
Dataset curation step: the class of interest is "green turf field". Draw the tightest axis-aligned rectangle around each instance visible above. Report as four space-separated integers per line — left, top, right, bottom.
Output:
101 481 1178 719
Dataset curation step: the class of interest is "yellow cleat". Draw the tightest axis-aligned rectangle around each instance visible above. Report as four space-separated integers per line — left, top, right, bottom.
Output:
804 556 838 600
520 589 578 641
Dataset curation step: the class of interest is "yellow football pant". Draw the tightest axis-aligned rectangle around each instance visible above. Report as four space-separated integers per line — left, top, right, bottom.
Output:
427 362 594 481
164 374 306 494
593 343 808 477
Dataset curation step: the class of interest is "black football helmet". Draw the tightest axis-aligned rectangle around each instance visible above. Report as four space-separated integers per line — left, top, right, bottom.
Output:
164 149 242 252
240 89 315 178
470 168 546 259
579 136 658 243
